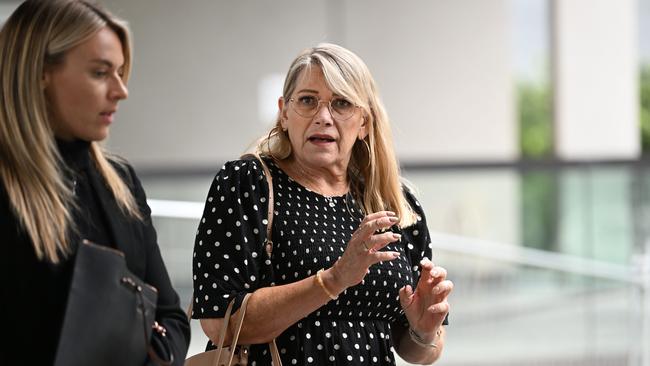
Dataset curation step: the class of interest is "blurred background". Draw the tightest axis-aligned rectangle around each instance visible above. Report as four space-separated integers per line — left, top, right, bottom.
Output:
2 0 650 364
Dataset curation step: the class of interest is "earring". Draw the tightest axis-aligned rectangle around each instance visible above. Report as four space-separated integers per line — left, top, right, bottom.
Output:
361 138 371 156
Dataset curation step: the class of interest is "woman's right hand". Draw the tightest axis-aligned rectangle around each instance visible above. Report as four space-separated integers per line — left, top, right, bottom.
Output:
323 211 402 293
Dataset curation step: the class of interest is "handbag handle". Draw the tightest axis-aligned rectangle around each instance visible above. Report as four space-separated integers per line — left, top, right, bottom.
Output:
216 294 252 365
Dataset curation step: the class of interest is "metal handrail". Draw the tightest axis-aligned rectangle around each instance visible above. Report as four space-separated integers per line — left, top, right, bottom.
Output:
148 198 646 287
429 232 645 286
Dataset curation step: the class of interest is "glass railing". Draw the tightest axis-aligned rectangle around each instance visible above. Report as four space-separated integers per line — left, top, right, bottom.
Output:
142 163 650 365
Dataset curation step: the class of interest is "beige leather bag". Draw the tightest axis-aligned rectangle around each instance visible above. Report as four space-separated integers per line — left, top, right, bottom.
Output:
185 155 282 366
184 294 282 366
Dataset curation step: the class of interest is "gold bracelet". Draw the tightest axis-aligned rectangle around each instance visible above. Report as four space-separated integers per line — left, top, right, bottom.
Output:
315 269 338 300
408 327 440 349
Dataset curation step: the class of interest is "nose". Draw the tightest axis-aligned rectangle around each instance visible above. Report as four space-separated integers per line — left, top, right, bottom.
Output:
314 100 333 126
109 76 128 101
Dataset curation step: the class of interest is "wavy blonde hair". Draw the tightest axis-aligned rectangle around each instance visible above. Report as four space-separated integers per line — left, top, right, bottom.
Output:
0 0 140 263
256 43 417 227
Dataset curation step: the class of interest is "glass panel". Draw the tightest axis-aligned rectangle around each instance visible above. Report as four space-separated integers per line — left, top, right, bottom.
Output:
511 0 553 159
144 164 646 364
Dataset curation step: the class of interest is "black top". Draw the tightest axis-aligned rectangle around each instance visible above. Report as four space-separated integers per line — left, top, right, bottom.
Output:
0 140 190 365
193 157 434 365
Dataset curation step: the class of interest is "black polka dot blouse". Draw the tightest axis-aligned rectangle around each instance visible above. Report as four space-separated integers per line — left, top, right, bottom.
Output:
192 157 433 365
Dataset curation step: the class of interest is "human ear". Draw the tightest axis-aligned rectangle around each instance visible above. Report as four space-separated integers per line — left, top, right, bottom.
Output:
279 97 289 130
358 116 369 140
42 68 52 90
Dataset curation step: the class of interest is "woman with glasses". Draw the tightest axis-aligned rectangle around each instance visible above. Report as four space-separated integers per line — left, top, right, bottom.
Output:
0 1 190 364
193 43 452 365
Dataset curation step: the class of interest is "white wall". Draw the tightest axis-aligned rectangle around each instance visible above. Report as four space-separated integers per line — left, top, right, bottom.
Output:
553 0 639 160
102 0 516 168
345 1 516 163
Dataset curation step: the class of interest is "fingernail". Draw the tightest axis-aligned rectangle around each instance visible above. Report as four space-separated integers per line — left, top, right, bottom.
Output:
392 233 401 240
392 252 400 258
389 217 399 223
387 211 396 216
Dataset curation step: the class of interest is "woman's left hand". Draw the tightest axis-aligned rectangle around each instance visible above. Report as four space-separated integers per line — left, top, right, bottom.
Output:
399 258 453 343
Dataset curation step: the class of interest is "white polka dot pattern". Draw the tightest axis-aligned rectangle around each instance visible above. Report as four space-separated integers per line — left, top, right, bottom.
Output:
192 157 433 365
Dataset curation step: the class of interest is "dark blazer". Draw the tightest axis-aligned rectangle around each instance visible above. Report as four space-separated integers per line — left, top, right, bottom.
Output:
0 157 190 365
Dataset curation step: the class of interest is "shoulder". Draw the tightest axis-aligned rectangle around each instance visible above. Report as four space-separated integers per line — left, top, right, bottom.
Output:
102 155 147 205
216 156 271 183
402 183 425 218
0 179 14 222
207 157 271 196
104 154 138 187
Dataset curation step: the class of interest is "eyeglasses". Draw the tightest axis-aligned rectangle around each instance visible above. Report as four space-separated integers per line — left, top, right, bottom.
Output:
289 95 360 121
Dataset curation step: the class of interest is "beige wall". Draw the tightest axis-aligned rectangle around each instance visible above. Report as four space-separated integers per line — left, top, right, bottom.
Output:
102 0 517 168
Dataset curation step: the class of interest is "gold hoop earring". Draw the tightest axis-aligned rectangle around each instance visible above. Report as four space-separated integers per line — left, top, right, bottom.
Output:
361 138 371 157
359 138 371 170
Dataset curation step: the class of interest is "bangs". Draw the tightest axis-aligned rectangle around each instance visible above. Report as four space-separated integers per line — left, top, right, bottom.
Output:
315 55 367 109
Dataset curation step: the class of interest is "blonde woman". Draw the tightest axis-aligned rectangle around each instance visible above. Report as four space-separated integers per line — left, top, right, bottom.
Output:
193 43 452 365
0 1 189 364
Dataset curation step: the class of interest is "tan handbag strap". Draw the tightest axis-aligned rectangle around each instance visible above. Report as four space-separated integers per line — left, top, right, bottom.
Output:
269 339 282 365
254 154 274 259
186 154 280 365
224 293 252 365
252 155 282 365
185 154 275 318
214 295 240 365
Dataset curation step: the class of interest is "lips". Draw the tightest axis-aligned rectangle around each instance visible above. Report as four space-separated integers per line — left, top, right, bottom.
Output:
308 133 336 143
100 109 116 116
99 110 116 124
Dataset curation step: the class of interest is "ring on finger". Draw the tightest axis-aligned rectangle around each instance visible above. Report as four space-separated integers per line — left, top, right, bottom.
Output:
362 241 371 251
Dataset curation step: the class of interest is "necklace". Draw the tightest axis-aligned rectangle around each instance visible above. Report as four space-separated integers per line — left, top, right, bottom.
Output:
324 196 336 208
343 191 364 221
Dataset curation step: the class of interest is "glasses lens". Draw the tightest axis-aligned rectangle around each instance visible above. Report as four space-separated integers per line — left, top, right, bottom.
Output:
291 96 356 120
330 98 355 120
292 96 318 118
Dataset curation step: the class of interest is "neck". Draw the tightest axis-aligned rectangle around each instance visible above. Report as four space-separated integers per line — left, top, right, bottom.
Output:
279 157 349 197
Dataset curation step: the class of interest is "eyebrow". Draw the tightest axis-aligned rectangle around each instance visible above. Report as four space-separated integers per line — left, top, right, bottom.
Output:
295 89 343 98
296 88 320 94
89 59 124 69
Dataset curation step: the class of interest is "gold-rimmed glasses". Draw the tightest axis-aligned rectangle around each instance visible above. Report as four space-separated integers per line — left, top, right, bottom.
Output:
289 95 361 121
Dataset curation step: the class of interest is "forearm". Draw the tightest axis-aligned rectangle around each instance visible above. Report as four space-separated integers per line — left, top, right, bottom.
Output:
395 325 445 364
202 268 343 345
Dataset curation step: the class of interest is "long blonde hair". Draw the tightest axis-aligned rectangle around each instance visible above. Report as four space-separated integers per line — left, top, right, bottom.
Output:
0 0 140 263
256 43 417 227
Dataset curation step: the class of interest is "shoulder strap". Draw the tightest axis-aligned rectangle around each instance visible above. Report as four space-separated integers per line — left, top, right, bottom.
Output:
254 155 274 258
186 154 275 319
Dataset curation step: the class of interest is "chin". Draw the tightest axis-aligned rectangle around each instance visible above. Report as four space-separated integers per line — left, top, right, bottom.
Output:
94 129 110 141
81 132 109 142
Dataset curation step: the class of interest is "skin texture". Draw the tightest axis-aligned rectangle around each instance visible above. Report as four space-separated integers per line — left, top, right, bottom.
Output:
277 66 367 197
44 27 128 142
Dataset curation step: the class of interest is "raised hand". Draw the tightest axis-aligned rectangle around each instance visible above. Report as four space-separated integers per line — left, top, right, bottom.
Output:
399 258 453 343
327 211 402 291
